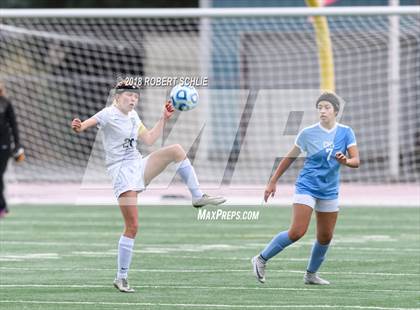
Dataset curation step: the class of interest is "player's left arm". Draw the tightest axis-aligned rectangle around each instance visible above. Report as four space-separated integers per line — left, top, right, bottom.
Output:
138 101 174 146
335 145 360 168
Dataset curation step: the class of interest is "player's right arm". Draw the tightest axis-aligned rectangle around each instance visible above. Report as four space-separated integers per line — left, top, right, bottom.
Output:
71 117 98 133
264 145 301 202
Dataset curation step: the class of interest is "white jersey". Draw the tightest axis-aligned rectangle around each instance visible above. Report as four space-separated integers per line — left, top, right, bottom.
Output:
93 105 143 168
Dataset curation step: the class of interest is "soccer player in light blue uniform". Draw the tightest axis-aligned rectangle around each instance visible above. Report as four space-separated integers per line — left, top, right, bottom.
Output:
252 92 360 285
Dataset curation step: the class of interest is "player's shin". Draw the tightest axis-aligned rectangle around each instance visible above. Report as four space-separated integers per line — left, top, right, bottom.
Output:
306 240 330 273
176 158 203 200
260 230 294 261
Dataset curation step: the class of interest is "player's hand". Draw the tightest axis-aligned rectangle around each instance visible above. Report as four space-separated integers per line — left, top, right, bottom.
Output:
335 152 347 165
163 100 175 120
71 118 82 133
264 181 276 203
13 146 25 163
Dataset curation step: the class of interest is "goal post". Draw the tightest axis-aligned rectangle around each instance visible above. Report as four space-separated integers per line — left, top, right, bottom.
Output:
305 0 335 92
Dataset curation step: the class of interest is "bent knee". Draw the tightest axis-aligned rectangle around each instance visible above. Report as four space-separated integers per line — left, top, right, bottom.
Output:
171 144 186 160
173 144 185 154
288 228 307 242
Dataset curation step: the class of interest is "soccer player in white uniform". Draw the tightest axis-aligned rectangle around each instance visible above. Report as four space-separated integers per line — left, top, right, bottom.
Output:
71 82 225 292
252 92 360 285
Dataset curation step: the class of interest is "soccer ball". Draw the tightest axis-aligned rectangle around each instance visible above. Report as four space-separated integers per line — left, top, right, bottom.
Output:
170 84 199 111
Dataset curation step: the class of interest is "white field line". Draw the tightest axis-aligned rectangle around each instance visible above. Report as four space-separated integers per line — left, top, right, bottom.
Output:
331 247 420 252
1 240 419 253
0 251 403 262
80 246 420 254
1 217 419 226
0 284 418 294
0 300 418 310
1 247 418 261
2 222 419 231
0 243 258 251
2 246 419 253
0 241 111 246
0 253 59 261
56 253 414 263
0 249 417 264
1 266 419 277
65 253 401 262
0 231 291 238
0 218 270 224
1 231 121 236
121 254 402 263
2 235 407 246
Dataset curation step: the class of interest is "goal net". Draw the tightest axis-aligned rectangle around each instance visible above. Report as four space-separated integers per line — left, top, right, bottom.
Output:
1 8 419 198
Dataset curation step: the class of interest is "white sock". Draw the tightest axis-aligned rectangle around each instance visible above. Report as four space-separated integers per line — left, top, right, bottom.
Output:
117 235 135 280
176 158 203 200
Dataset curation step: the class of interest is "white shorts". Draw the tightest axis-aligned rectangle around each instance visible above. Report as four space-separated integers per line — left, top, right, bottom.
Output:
107 156 149 198
293 193 339 212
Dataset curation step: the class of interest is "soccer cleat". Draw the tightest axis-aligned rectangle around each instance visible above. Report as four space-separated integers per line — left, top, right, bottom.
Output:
303 271 330 285
113 278 135 293
192 194 226 208
251 255 266 283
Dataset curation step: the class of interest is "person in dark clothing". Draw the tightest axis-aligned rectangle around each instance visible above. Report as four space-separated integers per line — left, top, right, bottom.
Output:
0 82 24 218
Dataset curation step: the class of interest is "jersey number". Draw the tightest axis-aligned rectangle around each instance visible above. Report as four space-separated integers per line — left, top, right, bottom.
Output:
123 138 134 149
323 141 334 161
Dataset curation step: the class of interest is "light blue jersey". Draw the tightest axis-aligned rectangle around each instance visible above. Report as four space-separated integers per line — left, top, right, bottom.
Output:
295 123 357 200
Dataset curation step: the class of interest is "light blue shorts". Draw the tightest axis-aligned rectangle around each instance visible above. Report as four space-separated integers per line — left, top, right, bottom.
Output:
293 193 339 212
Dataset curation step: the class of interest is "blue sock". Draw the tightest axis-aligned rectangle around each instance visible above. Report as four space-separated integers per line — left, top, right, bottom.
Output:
260 230 294 261
176 159 203 200
307 240 330 273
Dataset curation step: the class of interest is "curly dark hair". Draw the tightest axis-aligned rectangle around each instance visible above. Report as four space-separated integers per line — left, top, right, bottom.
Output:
316 92 340 112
